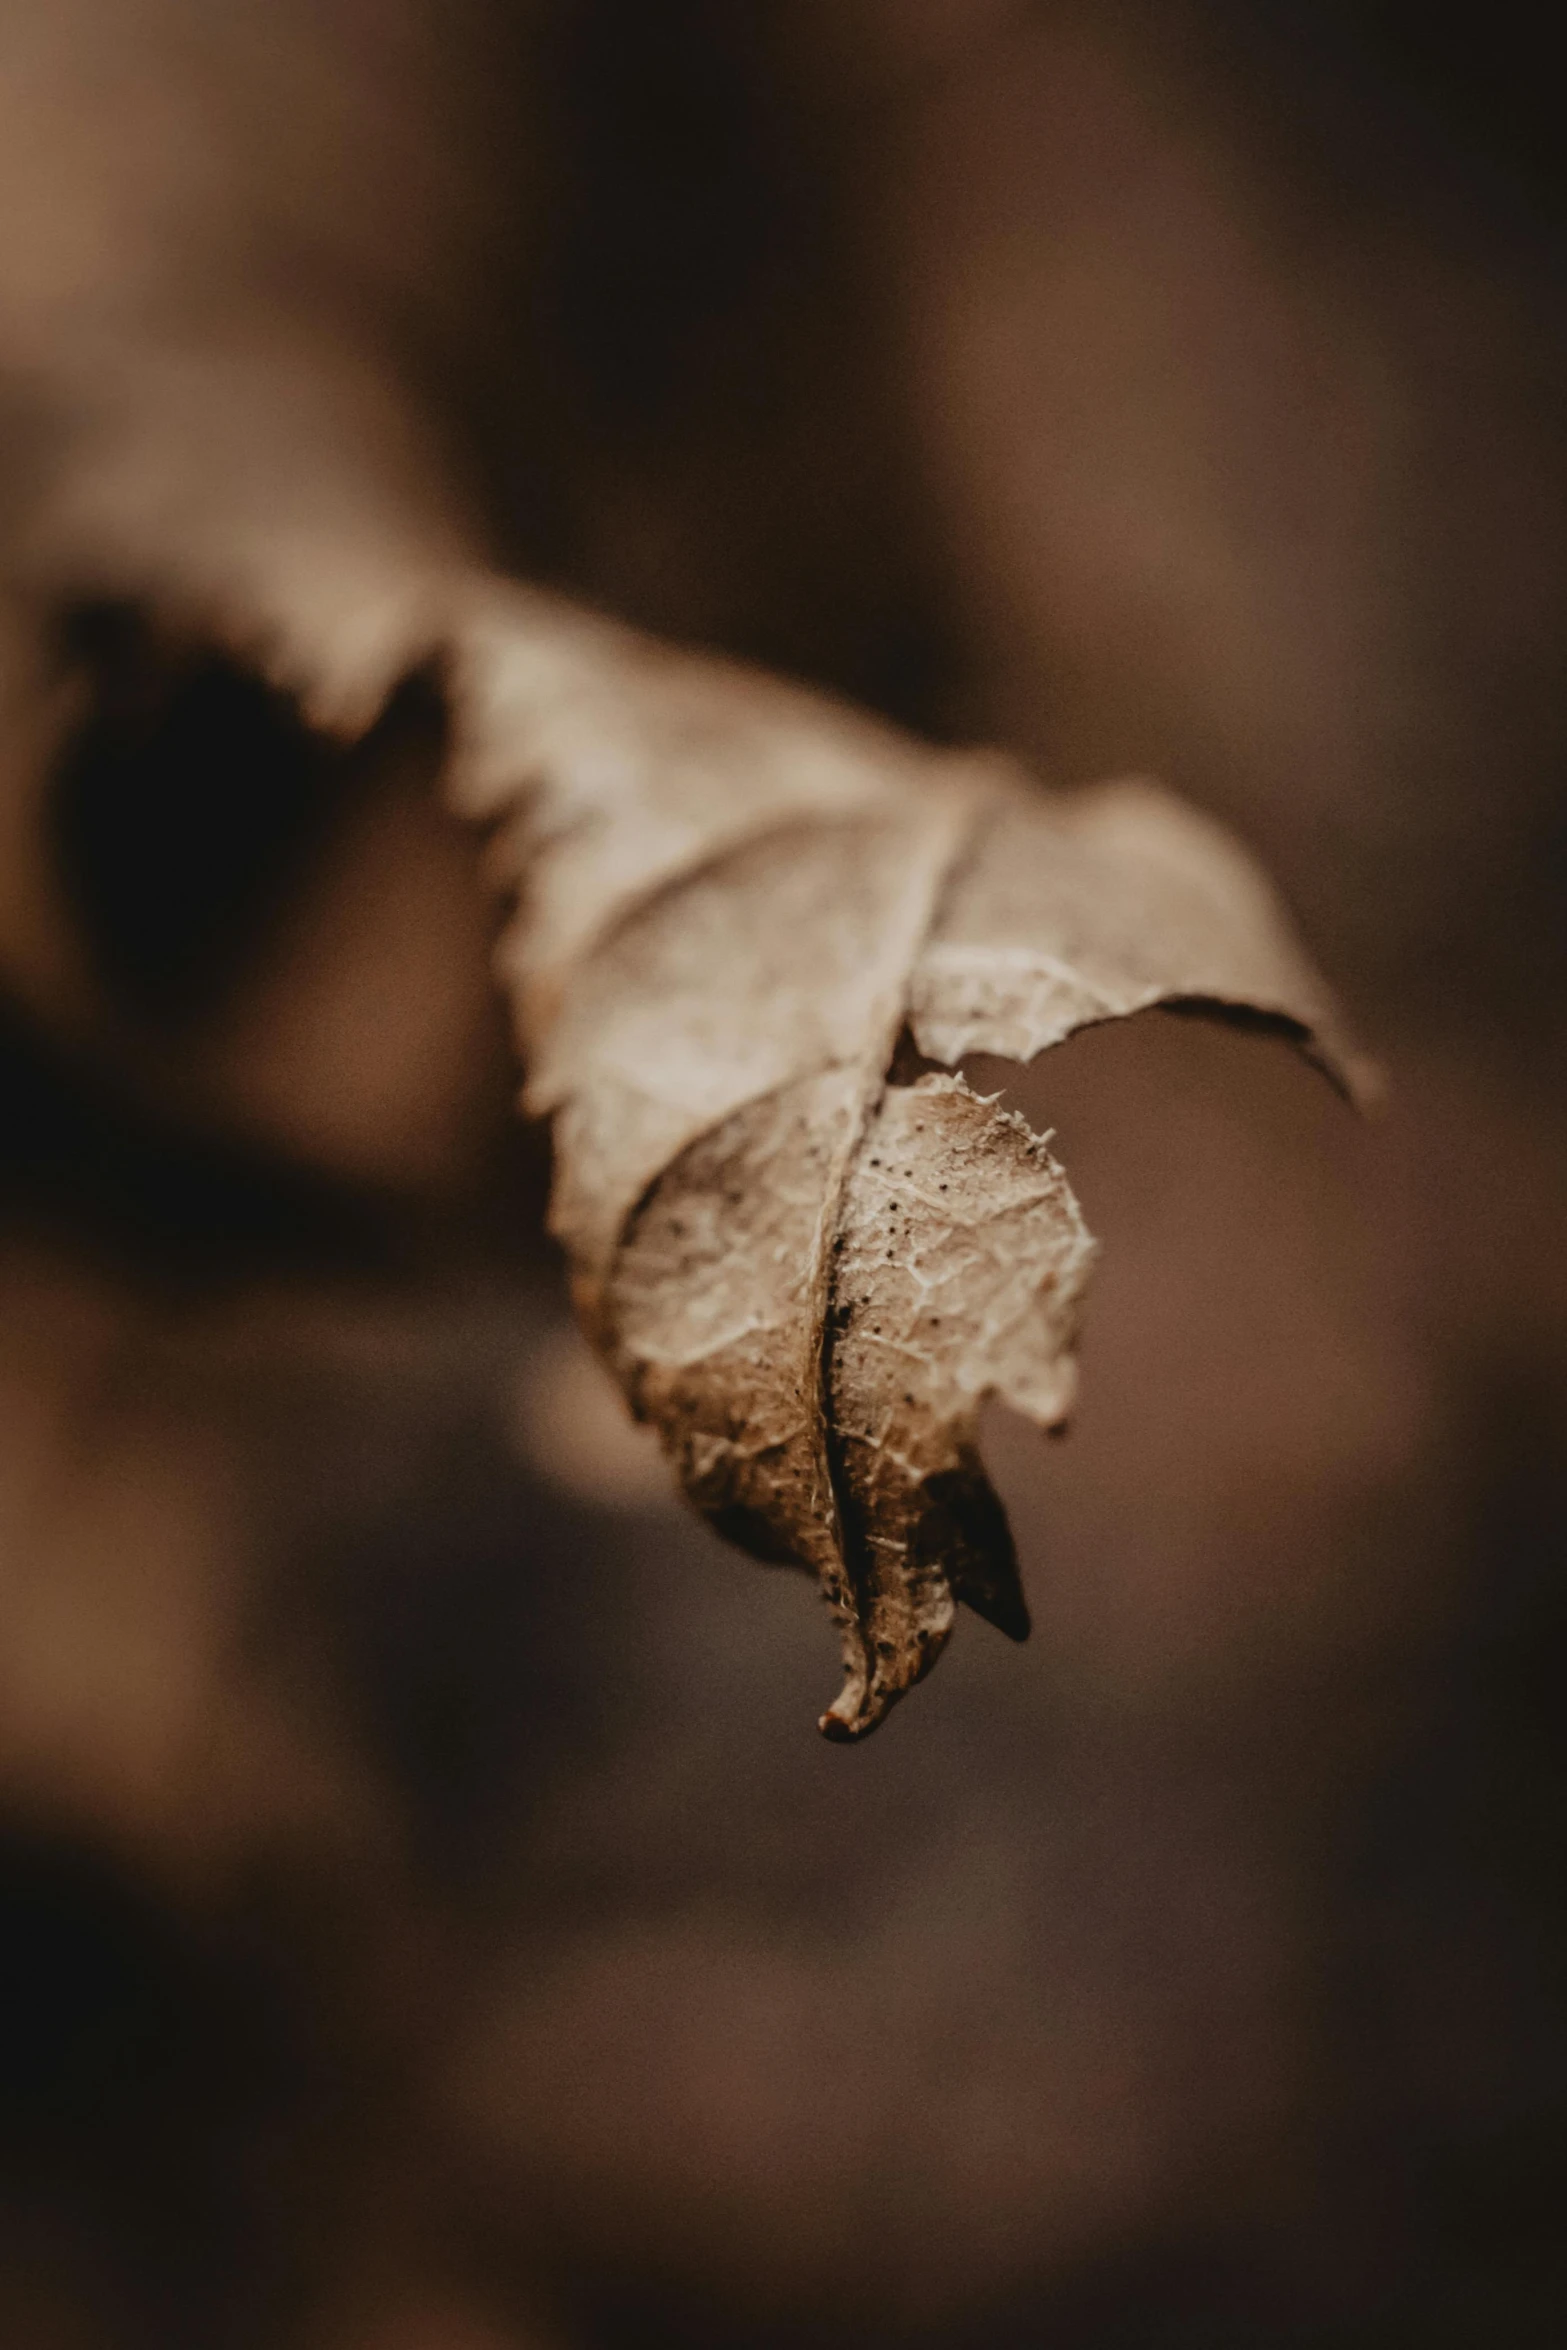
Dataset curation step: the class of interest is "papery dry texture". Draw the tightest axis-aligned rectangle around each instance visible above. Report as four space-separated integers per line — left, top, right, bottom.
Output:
448 600 1365 1734
2 366 1364 1736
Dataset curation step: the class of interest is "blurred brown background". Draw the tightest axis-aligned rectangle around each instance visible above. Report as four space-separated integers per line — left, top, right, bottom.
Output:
4 3 1567 2344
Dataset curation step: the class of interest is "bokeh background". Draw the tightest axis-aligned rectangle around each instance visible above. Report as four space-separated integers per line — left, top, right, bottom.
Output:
4 4 1567 2343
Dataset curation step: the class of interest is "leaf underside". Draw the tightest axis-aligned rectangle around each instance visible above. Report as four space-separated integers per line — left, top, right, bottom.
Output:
450 600 1366 1737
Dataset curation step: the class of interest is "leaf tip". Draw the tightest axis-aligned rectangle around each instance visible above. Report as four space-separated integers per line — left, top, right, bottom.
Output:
816 1653 881 1742
953 1572 1032 1644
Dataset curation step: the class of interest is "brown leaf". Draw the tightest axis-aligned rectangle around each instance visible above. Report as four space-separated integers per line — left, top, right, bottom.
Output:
443 589 1367 1736
10 455 1364 1733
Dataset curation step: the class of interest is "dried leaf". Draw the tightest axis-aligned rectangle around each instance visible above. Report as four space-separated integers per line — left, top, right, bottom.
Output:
441 591 1366 1737
13 476 1364 1733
